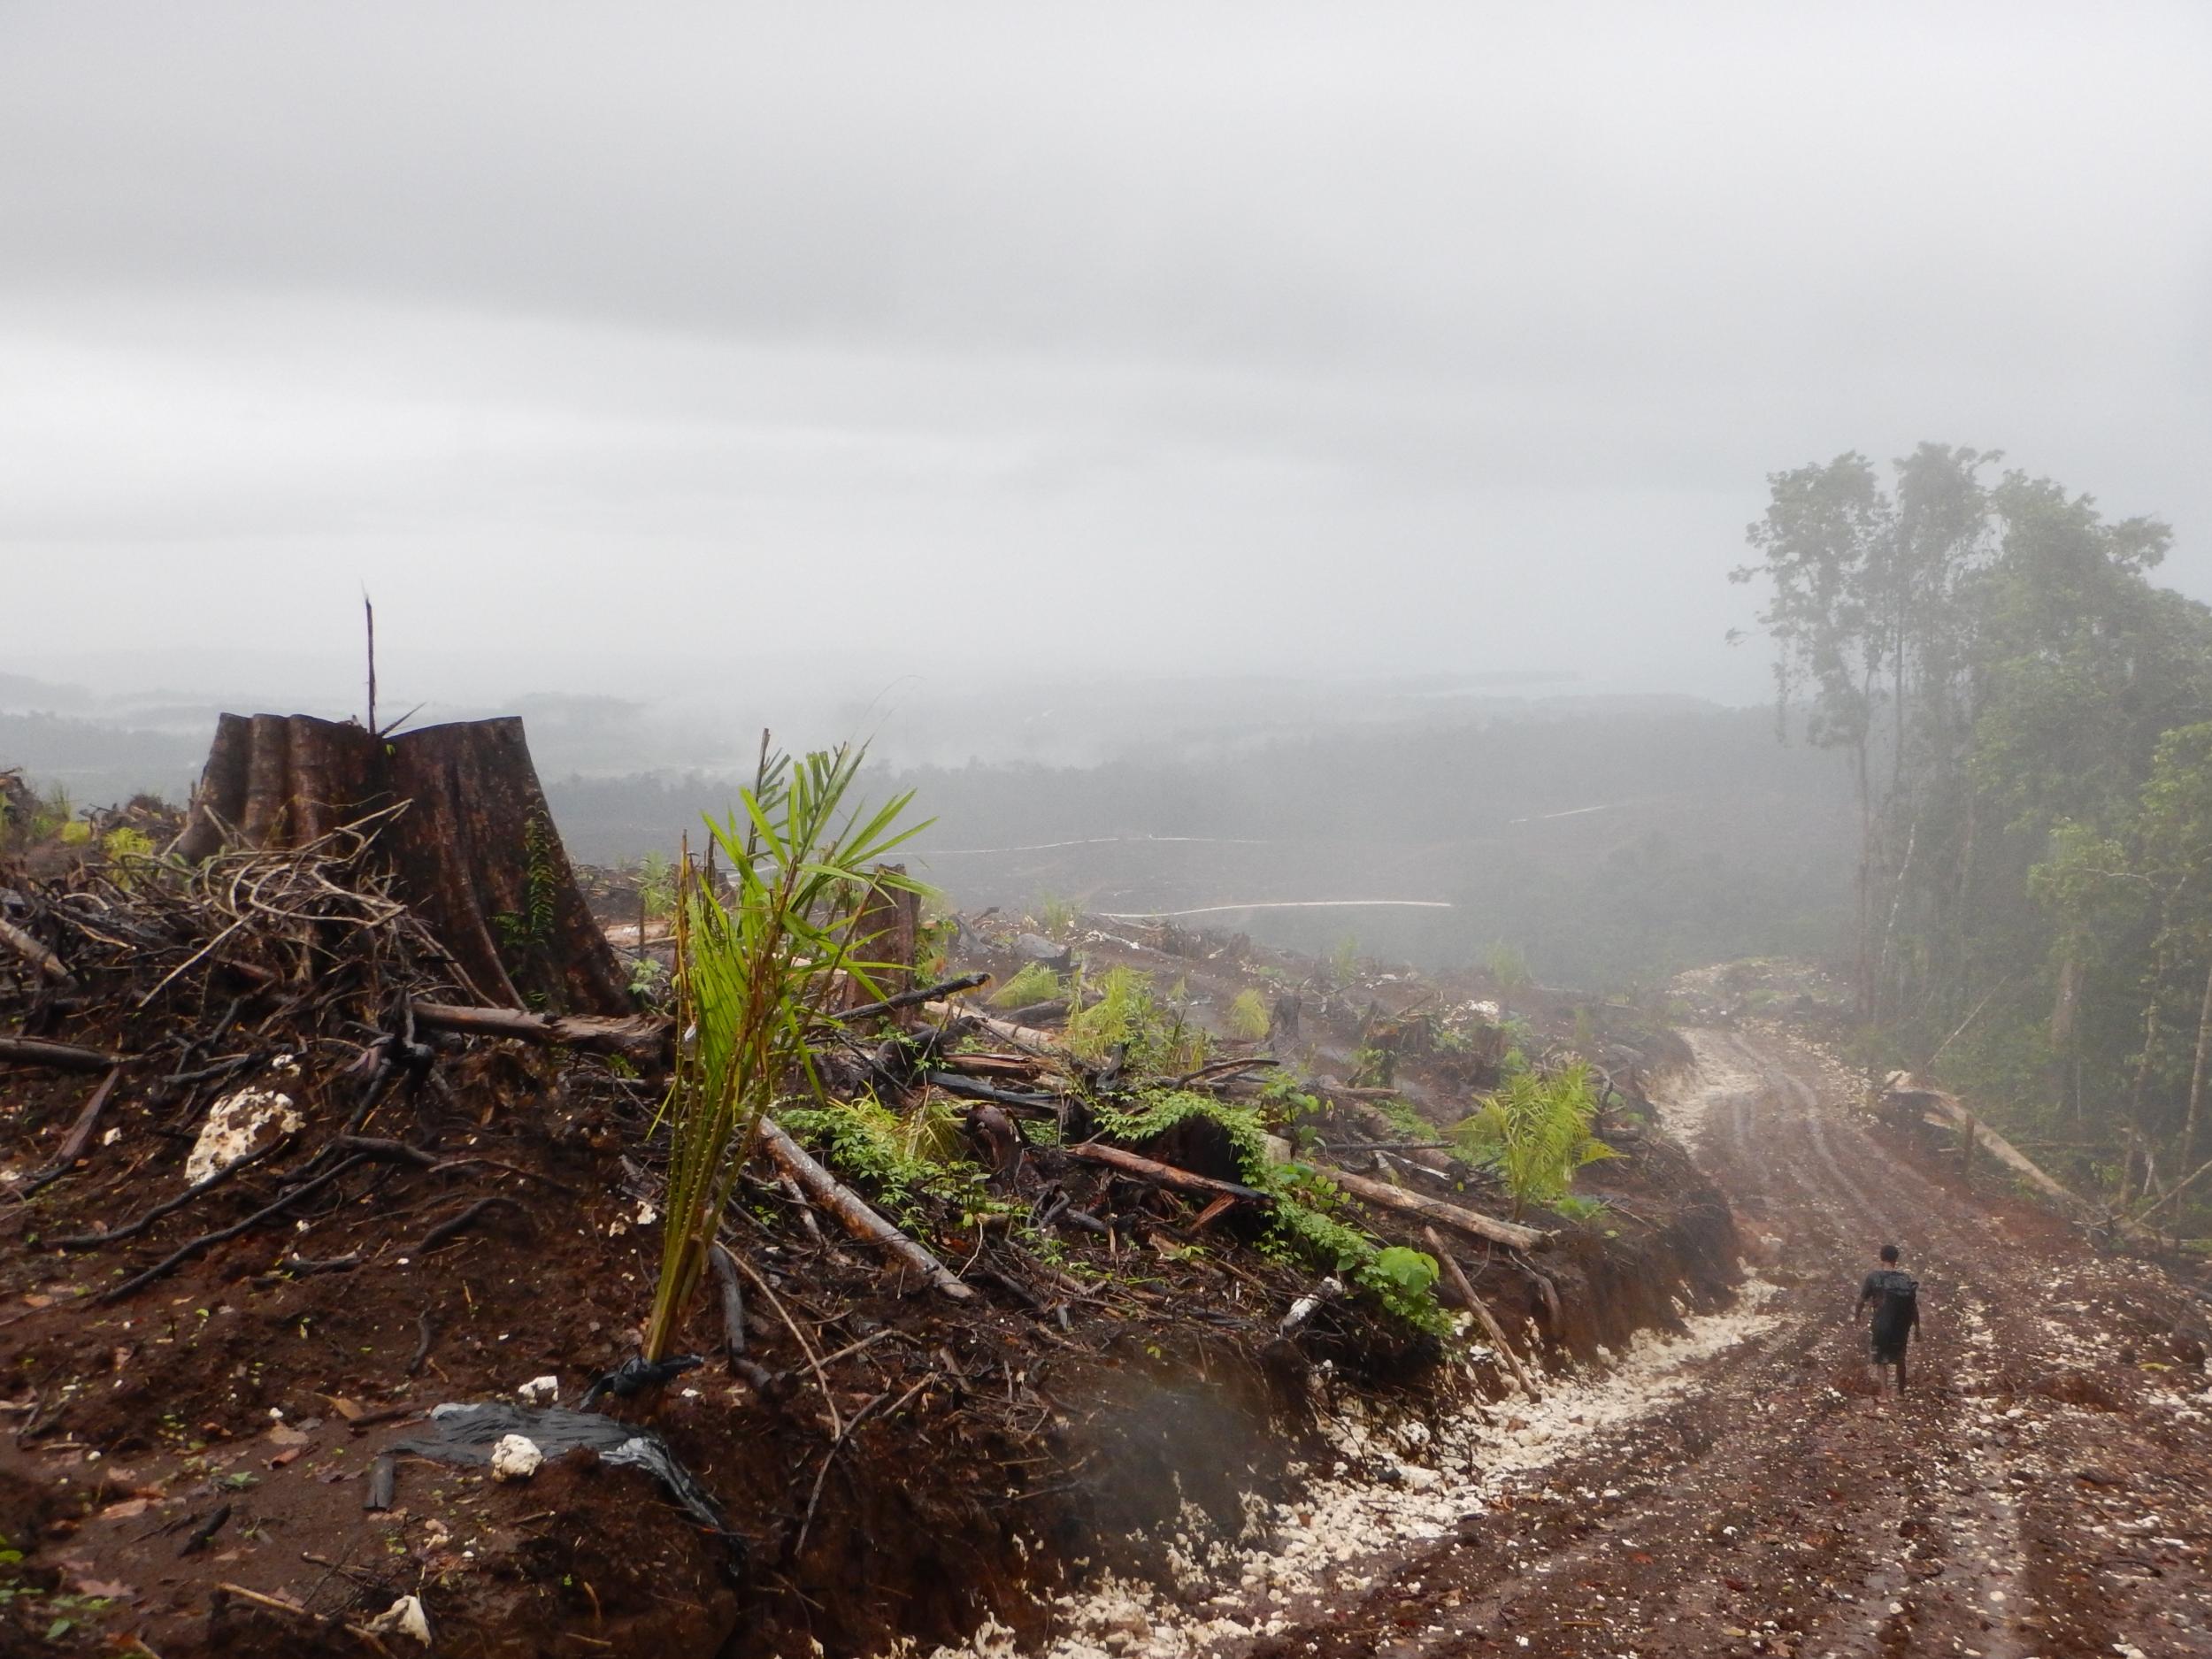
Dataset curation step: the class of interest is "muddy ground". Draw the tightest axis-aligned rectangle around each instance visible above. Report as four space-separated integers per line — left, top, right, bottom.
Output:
0 887 1736 1659
1033 1025 2212 1659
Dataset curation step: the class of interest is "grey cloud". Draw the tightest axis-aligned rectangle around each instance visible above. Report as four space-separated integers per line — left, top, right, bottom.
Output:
3 2 2208 711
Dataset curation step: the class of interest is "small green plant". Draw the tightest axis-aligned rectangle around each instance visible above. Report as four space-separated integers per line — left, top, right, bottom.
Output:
917 904 959 978
644 741 931 1363
1348 1044 1395 1089
30 785 75 841
1550 1194 1612 1224
102 825 155 861
1452 1061 1617 1217
636 850 677 920
1067 968 1210 1071
1373 1094 1431 1141
1037 892 1079 940
1097 1088 1448 1333
627 955 670 1003
1329 934 1360 987
1066 966 1157 1063
96 823 158 889
1368 1245 1441 1305
1485 939 1533 993
494 810 564 1004
991 962 1064 1009
1226 987 1271 1041
779 1094 979 1221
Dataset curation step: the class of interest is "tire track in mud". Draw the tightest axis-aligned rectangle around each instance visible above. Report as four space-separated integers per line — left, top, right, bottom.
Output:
991 1024 2212 1659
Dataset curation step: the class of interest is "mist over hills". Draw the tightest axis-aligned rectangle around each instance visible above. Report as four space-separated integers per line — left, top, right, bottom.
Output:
1 668 1851 989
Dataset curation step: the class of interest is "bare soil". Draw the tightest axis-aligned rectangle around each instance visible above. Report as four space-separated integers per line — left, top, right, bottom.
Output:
0 894 1732 1659
1079 1025 2212 1659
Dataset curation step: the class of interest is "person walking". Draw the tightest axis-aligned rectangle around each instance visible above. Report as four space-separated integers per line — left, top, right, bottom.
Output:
1855 1243 1920 1394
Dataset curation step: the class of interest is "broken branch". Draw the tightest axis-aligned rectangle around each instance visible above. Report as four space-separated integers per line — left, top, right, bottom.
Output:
0 1034 128 1073
0 910 73 984
1324 1164 1549 1251
1423 1225 1539 1398
756 1117 974 1302
1064 1141 1273 1204
14 1064 123 1196
409 1001 671 1063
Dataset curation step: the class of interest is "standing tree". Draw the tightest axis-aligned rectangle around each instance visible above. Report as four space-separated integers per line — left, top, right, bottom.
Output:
1734 444 1996 1024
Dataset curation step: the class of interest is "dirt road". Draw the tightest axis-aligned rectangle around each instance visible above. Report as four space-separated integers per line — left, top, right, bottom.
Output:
1039 1026 2212 1659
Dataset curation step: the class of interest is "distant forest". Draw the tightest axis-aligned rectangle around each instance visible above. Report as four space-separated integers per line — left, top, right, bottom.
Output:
548 703 1858 990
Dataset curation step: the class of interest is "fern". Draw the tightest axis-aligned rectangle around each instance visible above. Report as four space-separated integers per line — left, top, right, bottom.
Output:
991 962 1064 1009
1451 1061 1617 1217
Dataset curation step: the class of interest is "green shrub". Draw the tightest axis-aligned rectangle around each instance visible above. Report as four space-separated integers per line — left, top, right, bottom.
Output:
1225 988 1271 1041
1036 892 1079 940
1452 1061 1617 1217
1065 967 1210 1071
780 1094 979 1222
1486 940 1532 992
991 962 1064 1009
635 851 676 920
1099 1088 1448 1333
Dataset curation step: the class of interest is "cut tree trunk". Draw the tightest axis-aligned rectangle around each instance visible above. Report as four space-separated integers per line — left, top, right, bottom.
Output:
843 865 919 1008
172 713 629 1015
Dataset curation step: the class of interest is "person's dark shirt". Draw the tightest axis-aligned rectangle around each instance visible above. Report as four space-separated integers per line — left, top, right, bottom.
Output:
1859 1269 1918 1346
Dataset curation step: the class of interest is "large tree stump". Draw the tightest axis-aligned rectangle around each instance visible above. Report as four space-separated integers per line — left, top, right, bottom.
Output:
173 713 629 1015
842 864 920 1009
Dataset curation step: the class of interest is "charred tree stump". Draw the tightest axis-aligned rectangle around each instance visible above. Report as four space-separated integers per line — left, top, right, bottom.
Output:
173 713 629 1015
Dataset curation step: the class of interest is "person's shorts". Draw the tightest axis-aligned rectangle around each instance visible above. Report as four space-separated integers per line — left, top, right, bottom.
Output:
1871 1332 1909 1363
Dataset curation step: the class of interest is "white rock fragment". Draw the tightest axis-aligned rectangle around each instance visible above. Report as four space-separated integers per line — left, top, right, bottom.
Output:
489 1433 543 1481
365 1594 434 1646
517 1375 560 1406
186 1085 302 1186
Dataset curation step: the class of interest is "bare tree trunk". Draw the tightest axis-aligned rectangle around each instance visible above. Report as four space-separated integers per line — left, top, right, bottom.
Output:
2184 956 2212 1172
1854 730 1876 1023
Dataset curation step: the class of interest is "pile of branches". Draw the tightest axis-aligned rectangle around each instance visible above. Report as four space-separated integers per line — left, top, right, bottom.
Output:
3 807 465 1048
0 816 544 1297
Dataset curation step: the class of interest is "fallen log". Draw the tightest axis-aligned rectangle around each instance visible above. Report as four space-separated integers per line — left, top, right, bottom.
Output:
755 1117 974 1302
1324 1164 1549 1251
0 1034 127 1073
1886 1072 2101 1215
935 1052 1042 1080
410 1002 670 1064
0 910 73 985
921 1002 1062 1052
1064 1141 1273 1203
923 1071 1061 1115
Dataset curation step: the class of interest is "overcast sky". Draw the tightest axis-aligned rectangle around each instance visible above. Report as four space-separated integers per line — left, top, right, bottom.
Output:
4 2 2208 718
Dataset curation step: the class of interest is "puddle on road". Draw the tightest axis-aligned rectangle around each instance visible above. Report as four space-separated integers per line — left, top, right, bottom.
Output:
924 1277 1780 1659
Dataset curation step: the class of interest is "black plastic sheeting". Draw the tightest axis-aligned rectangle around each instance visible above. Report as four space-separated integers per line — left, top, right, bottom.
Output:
580 1352 703 1410
391 1402 740 1548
